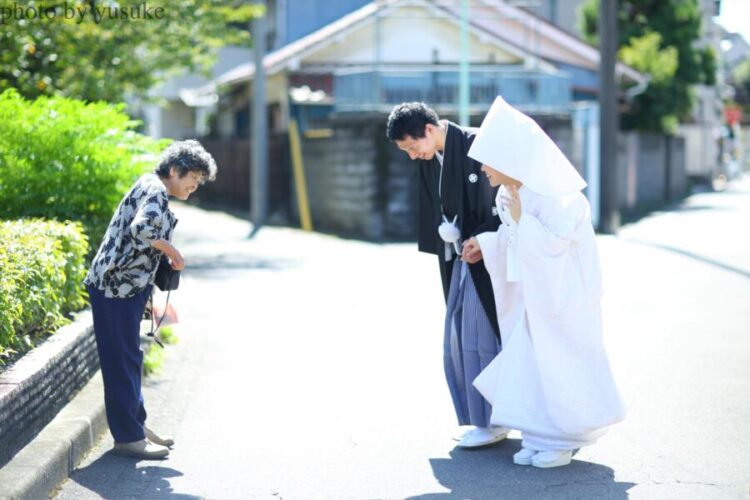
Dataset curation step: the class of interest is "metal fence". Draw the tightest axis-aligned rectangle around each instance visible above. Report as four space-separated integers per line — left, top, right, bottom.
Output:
193 135 292 222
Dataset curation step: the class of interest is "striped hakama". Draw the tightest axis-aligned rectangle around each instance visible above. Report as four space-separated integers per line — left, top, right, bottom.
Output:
443 259 501 427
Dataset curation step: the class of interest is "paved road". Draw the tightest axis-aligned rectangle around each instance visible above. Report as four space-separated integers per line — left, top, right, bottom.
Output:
55 176 750 499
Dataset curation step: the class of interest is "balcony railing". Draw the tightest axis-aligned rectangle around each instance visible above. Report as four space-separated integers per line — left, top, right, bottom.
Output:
332 68 572 114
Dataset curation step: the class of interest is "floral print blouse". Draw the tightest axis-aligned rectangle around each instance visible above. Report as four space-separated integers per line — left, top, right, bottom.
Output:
84 174 177 298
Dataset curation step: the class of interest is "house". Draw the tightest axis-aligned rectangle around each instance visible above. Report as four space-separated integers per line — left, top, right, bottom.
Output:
148 0 643 141
523 0 589 40
678 0 725 182
141 0 649 238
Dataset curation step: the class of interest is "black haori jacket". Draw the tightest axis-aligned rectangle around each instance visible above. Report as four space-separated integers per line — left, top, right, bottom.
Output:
418 122 501 341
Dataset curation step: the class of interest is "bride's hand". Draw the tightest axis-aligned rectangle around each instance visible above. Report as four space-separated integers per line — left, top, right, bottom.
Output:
501 185 522 223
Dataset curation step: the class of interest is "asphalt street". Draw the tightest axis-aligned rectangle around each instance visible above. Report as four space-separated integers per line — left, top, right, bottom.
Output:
55 176 750 500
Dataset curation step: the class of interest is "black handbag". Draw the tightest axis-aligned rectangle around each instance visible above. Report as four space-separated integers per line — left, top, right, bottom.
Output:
154 256 180 291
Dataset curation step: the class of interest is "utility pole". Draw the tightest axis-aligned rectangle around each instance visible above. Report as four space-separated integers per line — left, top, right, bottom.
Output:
458 0 470 127
374 1 382 109
251 0 268 236
599 0 620 234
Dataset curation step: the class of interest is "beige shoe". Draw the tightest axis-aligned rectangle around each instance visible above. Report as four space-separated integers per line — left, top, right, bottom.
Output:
145 426 175 447
113 439 169 459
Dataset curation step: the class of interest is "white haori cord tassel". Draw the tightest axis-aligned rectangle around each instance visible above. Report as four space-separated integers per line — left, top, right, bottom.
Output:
438 214 461 261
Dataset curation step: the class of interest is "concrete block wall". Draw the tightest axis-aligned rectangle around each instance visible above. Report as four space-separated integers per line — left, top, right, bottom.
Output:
636 132 668 206
616 131 689 217
303 122 385 239
667 136 688 200
382 141 419 240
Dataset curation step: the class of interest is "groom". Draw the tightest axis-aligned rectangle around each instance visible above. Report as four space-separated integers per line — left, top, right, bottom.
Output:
386 102 506 447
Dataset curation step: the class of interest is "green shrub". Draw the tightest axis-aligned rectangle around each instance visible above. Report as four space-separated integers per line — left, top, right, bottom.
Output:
0 219 88 364
143 345 165 376
158 325 179 345
0 89 169 245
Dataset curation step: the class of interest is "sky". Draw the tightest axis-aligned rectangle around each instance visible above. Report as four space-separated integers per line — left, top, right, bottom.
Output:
715 0 750 43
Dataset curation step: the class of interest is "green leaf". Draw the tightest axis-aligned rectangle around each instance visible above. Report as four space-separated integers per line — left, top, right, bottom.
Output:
0 0 262 102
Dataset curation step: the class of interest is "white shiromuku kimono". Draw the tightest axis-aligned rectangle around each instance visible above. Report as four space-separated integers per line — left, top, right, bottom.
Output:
467 96 627 451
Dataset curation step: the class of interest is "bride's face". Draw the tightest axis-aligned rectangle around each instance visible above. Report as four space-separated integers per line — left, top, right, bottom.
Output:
480 164 520 188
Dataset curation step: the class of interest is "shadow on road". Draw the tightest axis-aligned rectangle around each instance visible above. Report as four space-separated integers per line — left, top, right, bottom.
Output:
621 237 750 279
182 253 299 279
670 204 733 213
65 453 201 499
409 441 635 500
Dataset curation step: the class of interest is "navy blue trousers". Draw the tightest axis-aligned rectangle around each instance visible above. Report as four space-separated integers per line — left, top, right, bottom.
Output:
87 284 151 443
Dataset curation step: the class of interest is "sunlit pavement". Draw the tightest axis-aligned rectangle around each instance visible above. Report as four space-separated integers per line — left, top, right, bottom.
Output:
55 175 750 500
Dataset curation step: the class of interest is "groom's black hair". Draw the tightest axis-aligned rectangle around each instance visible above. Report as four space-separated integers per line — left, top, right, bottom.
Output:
386 102 439 141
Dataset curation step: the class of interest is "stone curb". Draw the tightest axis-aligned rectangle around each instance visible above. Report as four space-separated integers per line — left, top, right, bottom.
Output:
0 373 106 500
0 310 165 498
0 311 106 499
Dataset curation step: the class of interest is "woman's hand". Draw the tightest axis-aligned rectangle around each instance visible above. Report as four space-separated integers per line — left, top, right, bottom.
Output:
151 239 185 270
167 245 185 270
502 185 522 223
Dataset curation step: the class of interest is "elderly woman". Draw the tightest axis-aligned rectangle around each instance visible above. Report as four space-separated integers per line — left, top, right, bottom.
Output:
84 140 216 459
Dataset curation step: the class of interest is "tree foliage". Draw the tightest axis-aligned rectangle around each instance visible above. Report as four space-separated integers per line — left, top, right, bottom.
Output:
0 0 263 103
731 57 750 111
0 88 167 243
580 0 717 133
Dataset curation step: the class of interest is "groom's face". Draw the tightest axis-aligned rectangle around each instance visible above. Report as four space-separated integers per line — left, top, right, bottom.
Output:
395 124 439 161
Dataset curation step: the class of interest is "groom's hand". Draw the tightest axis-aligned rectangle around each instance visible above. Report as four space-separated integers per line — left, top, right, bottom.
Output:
461 237 483 263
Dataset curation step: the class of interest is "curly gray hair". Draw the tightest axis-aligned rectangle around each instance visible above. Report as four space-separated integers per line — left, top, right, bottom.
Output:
154 140 217 181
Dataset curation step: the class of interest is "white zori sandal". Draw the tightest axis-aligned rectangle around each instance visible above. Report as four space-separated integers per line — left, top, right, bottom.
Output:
513 447 537 465
531 450 573 468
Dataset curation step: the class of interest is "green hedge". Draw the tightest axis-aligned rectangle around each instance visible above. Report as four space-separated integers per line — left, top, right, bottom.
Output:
0 219 89 364
0 89 168 244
